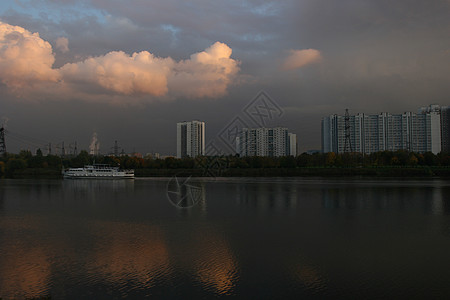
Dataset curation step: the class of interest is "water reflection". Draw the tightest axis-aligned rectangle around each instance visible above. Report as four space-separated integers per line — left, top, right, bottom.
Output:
193 233 238 296
63 179 135 203
0 216 51 299
0 245 51 298
235 183 298 214
2 178 450 298
431 188 443 215
167 177 206 210
321 181 450 215
90 221 171 289
293 264 327 293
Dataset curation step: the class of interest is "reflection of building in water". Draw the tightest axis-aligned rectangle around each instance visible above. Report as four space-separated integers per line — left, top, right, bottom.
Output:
235 182 297 214
167 177 206 213
321 183 448 215
322 188 369 210
431 188 443 215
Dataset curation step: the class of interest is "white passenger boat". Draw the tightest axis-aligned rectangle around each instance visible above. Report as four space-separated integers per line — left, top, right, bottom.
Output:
63 164 134 179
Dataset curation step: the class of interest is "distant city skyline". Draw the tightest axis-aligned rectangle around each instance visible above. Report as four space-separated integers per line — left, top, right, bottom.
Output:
1 1 449 154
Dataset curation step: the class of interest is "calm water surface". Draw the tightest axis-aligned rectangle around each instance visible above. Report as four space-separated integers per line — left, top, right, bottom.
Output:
1 177 450 299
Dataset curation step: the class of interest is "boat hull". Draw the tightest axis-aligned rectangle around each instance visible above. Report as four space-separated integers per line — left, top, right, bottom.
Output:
64 174 135 179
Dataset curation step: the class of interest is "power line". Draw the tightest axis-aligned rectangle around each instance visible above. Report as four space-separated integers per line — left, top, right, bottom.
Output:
5 133 46 150
0 127 6 157
344 109 353 153
4 129 49 145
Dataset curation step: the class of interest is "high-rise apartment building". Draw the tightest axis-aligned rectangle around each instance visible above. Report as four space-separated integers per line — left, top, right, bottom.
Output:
236 127 297 157
322 107 441 154
288 133 297 157
420 105 450 153
176 120 205 158
441 107 450 153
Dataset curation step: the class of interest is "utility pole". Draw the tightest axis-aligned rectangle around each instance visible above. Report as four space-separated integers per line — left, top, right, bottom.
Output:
62 141 65 157
74 141 78 156
344 109 353 153
0 126 6 157
114 140 119 157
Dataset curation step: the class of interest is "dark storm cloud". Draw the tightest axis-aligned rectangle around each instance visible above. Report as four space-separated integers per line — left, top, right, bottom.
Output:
0 0 449 153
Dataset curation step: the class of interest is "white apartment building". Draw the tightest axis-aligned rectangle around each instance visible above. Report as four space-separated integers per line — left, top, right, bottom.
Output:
289 133 297 157
236 127 297 157
322 107 441 154
176 120 205 158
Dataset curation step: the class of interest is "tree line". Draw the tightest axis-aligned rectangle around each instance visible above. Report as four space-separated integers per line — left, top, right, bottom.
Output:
1 148 450 177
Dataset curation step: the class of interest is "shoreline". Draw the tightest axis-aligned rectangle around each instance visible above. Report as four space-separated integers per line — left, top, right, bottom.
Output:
4 166 450 179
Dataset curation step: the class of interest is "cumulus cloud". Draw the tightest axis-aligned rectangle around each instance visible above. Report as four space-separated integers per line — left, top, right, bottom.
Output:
0 21 240 102
169 42 240 98
0 21 60 88
55 37 69 53
60 51 172 96
282 49 322 70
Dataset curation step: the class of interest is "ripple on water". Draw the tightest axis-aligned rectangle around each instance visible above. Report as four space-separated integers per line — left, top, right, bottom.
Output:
191 232 240 296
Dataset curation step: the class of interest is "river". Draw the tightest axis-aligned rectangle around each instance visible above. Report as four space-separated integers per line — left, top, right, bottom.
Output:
1 177 450 299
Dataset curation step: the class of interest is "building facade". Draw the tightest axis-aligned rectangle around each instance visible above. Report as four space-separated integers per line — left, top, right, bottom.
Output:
288 133 297 157
420 105 450 153
236 127 297 157
441 106 450 153
176 120 205 158
322 107 442 154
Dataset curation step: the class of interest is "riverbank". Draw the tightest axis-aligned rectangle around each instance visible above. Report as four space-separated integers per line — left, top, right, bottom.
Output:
135 167 450 177
5 166 450 179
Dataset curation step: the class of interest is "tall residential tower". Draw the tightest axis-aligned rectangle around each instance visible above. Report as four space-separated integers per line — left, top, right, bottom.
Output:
176 120 205 158
236 127 297 157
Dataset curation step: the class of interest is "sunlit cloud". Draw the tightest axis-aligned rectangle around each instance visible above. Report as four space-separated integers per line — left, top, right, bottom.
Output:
0 21 240 103
169 42 240 98
0 21 60 89
60 50 172 96
282 49 322 71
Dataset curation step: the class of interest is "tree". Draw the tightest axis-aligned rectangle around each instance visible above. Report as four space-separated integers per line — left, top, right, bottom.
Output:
6 158 27 176
19 150 32 160
408 153 418 166
296 153 310 167
71 150 90 167
423 152 437 166
280 156 296 168
325 152 336 167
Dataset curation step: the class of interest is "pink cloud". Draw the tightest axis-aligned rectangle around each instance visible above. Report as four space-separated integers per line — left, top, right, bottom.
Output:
282 49 322 70
169 42 240 98
0 22 60 89
60 51 173 96
0 21 240 103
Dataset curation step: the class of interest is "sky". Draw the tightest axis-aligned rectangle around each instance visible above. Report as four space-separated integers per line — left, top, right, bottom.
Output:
0 0 449 155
